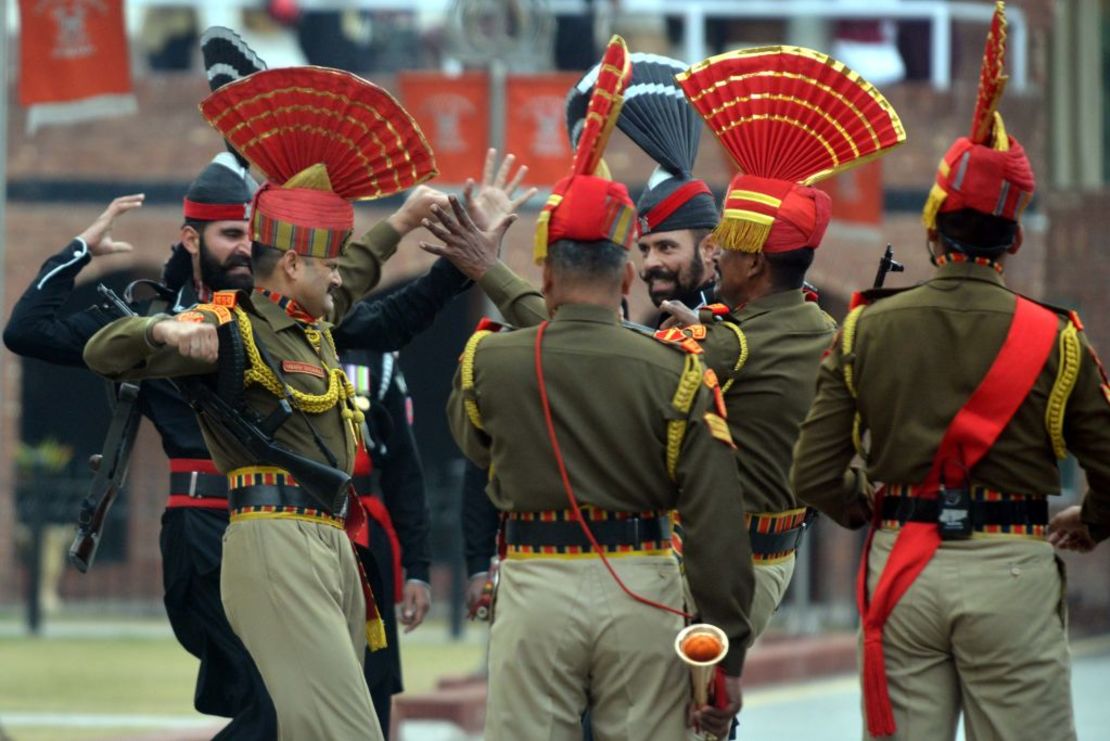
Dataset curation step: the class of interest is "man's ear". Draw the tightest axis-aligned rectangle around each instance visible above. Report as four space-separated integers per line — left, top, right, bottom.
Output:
180 224 201 256
750 251 768 278
1007 225 1024 255
697 232 717 264
621 259 635 296
281 250 299 279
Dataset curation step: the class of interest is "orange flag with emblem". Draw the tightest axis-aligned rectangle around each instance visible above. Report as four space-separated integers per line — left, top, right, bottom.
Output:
18 0 136 132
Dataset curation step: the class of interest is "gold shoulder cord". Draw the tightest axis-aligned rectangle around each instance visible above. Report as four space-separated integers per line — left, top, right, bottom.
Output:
718 321 749 394
235 308 364 427
666 353 705 481
1045 322 1081 459
840 305 866 457
460 330 492 430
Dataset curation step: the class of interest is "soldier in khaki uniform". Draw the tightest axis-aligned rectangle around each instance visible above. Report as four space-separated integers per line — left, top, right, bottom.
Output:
790 7 1110 739
439 49 903 652
84 67 443 740
444 38 753 741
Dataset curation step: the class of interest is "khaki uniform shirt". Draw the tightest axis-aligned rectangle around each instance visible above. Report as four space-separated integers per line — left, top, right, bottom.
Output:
695 291 836 514
791 261 1110 539
476 262 836 515
83 221 403 476
448 303 754 673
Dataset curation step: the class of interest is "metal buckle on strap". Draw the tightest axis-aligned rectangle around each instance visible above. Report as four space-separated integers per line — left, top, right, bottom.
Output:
188 471 198 499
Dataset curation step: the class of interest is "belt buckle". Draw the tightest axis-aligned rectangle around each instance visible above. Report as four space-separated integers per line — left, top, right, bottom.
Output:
188 471 199 499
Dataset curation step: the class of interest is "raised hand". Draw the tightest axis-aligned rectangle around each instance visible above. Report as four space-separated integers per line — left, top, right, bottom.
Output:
419 194 517 281
79 194 144 257
386 184 451 236
659 300 700 328
464 148 537 231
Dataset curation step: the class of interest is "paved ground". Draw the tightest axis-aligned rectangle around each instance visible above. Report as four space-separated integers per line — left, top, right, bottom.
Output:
739 635 1110 740
4 634 1106 740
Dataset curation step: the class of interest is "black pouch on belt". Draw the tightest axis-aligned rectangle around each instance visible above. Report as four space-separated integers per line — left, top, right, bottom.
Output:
938 484 973 540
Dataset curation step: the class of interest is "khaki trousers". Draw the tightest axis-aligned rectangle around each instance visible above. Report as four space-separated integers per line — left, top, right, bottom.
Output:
862 529 1075 741
221 518 382 740
750 555 796 640
682 554 795 644
487 555 688 741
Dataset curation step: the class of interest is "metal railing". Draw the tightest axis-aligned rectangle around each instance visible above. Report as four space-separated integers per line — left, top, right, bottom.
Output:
68 0 1027 92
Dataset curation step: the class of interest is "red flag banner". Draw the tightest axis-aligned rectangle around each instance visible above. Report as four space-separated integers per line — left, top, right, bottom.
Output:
505 73 581 186
397 72 489 185
18 0 136 132
818 160 884 227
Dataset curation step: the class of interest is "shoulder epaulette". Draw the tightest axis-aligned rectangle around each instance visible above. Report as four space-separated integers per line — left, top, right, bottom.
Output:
652 327 704 355
1013 293 1081 325
475 316 514 333
175 302 234 325
697 303 732 324
212 290 240 308
848 285 914 309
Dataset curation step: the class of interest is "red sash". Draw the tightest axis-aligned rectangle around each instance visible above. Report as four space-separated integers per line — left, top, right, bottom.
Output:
857 296 1059 737
351 447 404 603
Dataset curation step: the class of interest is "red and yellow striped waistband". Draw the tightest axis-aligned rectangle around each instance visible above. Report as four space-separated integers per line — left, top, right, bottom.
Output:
227 465 299 490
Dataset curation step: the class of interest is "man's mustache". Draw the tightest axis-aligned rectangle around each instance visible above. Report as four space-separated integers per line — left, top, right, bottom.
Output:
222 256 252 271
641 267 677 283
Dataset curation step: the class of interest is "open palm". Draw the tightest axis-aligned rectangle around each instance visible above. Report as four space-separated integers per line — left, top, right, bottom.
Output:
79 194 144 256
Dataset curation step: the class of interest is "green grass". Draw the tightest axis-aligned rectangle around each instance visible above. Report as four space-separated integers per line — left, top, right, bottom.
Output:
0 636 201 715
0 620 486 740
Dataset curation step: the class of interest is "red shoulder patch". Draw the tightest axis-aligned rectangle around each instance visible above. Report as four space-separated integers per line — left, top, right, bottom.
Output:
475 316 506 333
651 327 705 355
213 290 239 308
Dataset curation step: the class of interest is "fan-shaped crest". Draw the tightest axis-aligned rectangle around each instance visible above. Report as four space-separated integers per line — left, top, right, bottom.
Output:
201 26 267 92
567 52 700 177
200 67 437 201
571 36 632 177
677 46 906 185
970 2 1008 145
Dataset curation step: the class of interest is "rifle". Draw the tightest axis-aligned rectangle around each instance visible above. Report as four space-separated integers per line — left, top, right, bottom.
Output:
873 244 905 288
68 381 142 572
94 284 353 514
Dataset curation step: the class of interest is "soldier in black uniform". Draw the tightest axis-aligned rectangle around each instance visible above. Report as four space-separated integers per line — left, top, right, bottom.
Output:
331 349 433 737
3 154 471 737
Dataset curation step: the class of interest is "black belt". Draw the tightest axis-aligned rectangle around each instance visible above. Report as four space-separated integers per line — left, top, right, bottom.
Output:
504 515 670 550
169 471 229 499
748 526 808 558
229 484 341 515
881 494 1048 528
